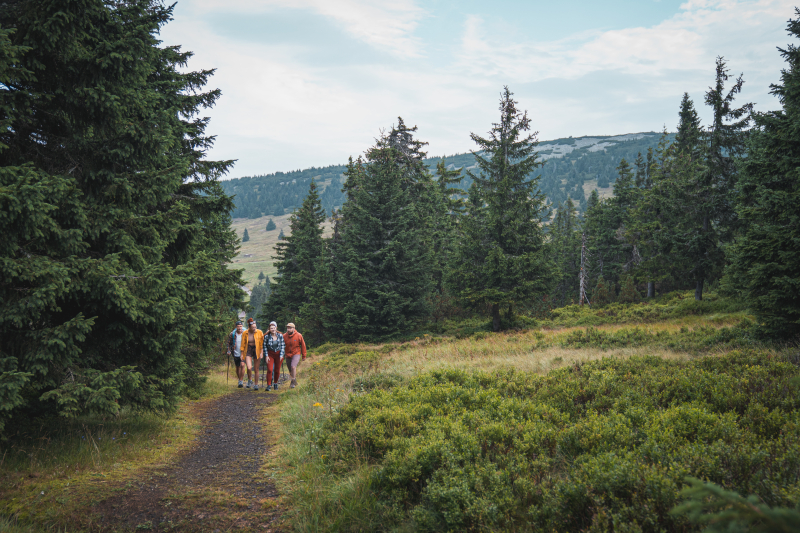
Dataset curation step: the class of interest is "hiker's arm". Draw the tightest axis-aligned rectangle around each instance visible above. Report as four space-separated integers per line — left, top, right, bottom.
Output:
301 336 307 358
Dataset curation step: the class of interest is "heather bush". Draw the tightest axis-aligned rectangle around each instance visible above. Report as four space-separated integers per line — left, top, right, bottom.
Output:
318 351 800 532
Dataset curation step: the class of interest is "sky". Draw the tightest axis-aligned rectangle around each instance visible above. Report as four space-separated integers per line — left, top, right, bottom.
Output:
159 0 799 178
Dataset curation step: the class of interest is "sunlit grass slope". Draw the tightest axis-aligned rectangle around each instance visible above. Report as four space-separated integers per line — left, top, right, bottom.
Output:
230 214 333 288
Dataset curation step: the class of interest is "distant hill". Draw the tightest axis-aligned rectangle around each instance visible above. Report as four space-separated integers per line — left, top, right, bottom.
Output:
221 132 674 218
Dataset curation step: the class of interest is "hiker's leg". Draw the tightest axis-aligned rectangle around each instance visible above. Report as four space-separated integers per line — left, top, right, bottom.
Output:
253 356 259 385
245 356 253 381
238 360 245 380
289 354 300 379
272 354 281 384
266 355 275 386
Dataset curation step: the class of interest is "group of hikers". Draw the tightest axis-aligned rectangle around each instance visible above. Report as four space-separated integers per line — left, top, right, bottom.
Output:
226 317 307 390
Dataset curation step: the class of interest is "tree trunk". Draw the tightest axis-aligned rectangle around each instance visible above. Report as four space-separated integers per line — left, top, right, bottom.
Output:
492 303 501 332
695 279 704 301
647 281 655 298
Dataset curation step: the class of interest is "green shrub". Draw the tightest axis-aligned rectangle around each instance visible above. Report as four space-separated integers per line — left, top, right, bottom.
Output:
318 351 800 532
547 290 749 328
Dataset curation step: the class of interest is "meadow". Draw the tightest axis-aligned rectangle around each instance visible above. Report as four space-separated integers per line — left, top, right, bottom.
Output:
267 291 800 532
230 214 334 289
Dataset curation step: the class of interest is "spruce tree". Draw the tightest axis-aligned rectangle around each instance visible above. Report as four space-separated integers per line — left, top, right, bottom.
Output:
324 135 432 341
728 11 800 337
592 276 613 307
266 219 276 231
258 271 266 283
618 275 641 304
0 0 242 432
550 198 582 307
267 180 326 329
675 92 703 156
646 64 751 301
429 159 464 314
448 87 553 331
243 228 250 242
584 159 638 290
278 229 285 240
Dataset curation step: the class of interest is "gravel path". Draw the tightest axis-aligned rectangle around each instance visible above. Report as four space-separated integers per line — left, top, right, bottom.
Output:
91 389 283 532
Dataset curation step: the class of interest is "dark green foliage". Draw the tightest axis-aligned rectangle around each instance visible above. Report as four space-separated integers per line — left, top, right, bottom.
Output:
267 180 326 328
278 228 285 240
618 275 641 303
258 271 265 282
674 93 703 156
550 198 581 307
266 219 276 231
672 477 800 532
429 159 464 318
591 275 613 306
583 158 638 289
250 278 271 319
0 0 242 433
727 11 800 338
321 352 800 532
242 228 250 242
322 130 433 342
448 87 553 331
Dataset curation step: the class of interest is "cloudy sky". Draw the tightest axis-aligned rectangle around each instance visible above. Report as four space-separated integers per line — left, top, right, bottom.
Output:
160 0 798 178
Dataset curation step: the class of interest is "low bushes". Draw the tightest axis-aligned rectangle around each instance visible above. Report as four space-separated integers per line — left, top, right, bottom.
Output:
547 291 749 328
318 351 800 532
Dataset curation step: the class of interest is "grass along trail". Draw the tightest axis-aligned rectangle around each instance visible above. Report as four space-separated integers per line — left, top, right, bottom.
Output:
0 371 287 533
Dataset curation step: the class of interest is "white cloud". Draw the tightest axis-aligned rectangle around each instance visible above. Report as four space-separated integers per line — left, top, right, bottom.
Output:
179 0 427 58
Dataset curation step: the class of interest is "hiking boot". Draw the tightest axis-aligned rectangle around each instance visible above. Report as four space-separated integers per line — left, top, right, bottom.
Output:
290 379 297 389
253 384 259 391
246 380 252 388
273 383 278 390
237 380 243 388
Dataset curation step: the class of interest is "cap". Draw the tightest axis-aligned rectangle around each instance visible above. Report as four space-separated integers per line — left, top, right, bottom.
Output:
269 321 278 328
286 322 296 328
235 321 243 326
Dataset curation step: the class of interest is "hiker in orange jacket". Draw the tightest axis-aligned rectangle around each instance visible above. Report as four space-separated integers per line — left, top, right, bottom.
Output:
241 317 264 390
283 322 306 389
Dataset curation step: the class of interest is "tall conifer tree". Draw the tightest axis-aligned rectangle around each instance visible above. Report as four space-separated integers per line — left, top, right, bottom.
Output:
267 180 326 328
0 0 242 431
728 12 800 336
323 134 432 341
448 87 553 331
550 198 582 307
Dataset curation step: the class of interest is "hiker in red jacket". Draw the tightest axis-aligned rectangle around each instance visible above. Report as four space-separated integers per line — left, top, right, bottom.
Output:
283 322 306 389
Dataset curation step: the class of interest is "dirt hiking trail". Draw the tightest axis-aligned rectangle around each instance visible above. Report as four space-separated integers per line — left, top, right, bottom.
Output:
90 389 283 532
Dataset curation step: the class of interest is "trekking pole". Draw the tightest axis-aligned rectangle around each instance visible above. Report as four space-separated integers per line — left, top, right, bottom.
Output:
226 350 230 385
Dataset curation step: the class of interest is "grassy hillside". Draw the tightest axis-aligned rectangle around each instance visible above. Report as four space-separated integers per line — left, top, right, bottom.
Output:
267 293 800 532
231 214 333 289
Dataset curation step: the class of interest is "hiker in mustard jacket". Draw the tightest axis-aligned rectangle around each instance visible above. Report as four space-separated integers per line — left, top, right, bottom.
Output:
241 317 264 390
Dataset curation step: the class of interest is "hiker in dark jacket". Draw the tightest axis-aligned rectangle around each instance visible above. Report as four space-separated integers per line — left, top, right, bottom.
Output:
263 321 285 391
226 321 246 388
